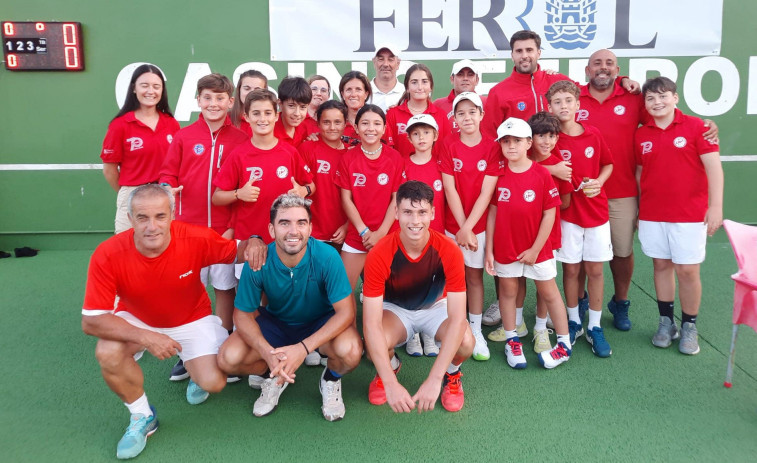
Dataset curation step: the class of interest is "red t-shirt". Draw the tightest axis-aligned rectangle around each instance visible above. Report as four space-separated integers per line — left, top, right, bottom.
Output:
490 162 561 264
82 221 237 328
432 90 488 133
534 152 572 250
403 155 446 233
634 109 719 222
363 229 466 310
556 124 613 228
301 114 320 137
101 111 181 186
334 146 405 251
579 83 649 199
385 101 451 157
159 115 249 234
298 139 348 240
438 136 501 234
214 140 313 240
273 116 308 148
481 66 570 141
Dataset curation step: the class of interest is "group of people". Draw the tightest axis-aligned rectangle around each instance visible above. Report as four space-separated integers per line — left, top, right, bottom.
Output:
86 29 723 459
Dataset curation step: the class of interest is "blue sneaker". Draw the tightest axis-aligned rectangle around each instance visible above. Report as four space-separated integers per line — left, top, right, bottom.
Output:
116 406 158 459
608 297 632 331
578 291 589 324
186 379 209 405
585 326 612 358
568 320 584 344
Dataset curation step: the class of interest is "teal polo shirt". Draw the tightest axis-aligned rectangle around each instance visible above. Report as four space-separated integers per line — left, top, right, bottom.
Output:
235 238 352 325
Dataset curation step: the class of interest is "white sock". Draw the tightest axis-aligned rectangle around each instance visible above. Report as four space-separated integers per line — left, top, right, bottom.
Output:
390 354 401 370
567 305 580 323
505 329 518 340
469 313 482 332
534 316 547 332
556 334 572 350
546 313 553 325
588 309 602 330
515 307 524 326
447 363 461 374
125 393 152 417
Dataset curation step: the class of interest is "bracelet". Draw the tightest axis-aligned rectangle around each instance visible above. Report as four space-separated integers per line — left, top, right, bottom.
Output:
300 340 310 355
249 234 263 241
234 189 238 199
305 185 312 197
160 182 171 187
359 227 370 237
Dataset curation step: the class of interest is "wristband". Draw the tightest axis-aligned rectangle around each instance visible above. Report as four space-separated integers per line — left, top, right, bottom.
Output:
160 182 171 187
305 185 312 197
359 227 370 237
300 341 310 355
249 234 263 241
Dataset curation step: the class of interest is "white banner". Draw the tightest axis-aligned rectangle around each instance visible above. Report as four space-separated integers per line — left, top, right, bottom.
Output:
269 0 723 61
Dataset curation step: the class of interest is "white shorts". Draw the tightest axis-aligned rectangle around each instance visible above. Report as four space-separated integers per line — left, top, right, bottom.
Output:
116 312 228 362
494 258 557 281
445 230 486 269
383 299 448 347
341 242 367 254
115 186 139 234
555 221 613 264
638 220 707 264
201 263 237 290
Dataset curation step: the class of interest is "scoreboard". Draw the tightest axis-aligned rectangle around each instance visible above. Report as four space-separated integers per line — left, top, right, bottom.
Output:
2 21 84 71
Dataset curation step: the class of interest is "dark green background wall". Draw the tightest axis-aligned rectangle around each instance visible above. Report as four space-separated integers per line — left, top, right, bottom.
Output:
1 1 755 249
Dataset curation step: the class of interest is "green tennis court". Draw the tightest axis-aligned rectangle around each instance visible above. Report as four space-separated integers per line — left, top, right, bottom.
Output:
2 230 756 461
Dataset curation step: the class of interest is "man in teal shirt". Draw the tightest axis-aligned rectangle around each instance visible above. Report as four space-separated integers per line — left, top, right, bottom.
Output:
218 193 362 421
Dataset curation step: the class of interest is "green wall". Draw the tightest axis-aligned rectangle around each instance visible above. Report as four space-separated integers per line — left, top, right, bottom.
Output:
1 1 755 249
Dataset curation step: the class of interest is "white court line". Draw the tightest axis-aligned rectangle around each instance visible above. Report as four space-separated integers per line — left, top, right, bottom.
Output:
1 156 756 171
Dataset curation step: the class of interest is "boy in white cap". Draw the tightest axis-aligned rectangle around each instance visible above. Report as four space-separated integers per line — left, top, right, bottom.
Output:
484 117 572 369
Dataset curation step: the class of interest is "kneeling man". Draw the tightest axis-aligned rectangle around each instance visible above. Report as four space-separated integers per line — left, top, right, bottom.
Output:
219 193 362 421
363 181 474 413
82 184 244 459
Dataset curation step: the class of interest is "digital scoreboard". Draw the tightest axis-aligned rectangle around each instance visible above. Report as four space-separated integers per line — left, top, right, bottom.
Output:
2 21 84 71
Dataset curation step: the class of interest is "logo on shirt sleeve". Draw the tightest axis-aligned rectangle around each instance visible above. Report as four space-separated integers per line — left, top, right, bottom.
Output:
640 141 653 155
353 173 367 186
317 160 331 174
453 158 463 172
585 147 595 158
614 105 626 115
126 137 144 151
523 190 536 202
276 166 289 178
433 179 443 191
193 144 205 155
549 187 559 198
576 109 589 121
673 137 687 148
517 102 526 111
560 150 572 161
377 173 389 185
498 187 511 202
246 166 263 181
477 160 487 171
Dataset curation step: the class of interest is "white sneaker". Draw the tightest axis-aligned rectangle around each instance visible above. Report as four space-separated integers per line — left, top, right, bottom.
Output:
532 328 553 354
248 374 265 389
472 329 490 361
253 377 288 417
482 302 501 326
405 333 423 357
319 368 345 421
304 350 322 366
421 332 439 357
505 337 527 369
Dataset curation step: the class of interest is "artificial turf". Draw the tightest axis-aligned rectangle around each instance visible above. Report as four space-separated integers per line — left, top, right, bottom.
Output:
1 230 756 462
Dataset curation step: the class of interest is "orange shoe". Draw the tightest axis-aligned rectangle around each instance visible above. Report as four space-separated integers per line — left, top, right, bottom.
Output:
441 370 464 412
368 360 401 405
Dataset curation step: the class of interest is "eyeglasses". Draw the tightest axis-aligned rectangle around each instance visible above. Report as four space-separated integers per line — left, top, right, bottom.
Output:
310 86 329 94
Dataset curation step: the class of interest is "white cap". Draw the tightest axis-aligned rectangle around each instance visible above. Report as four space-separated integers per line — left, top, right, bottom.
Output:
406 114 439 132
374 45 400 57
452 91 484 111
495 117 532 141
451 59 480 77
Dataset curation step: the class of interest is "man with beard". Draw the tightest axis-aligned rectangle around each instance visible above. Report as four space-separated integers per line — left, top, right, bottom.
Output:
218 193 362 421
371 45 405 112
578 49 718 332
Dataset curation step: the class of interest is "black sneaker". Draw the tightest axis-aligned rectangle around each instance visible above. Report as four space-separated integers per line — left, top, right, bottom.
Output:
169 358 189 381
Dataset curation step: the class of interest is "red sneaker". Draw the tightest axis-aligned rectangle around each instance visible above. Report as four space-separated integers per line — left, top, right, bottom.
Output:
441 370 464 412
368 359 401 406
